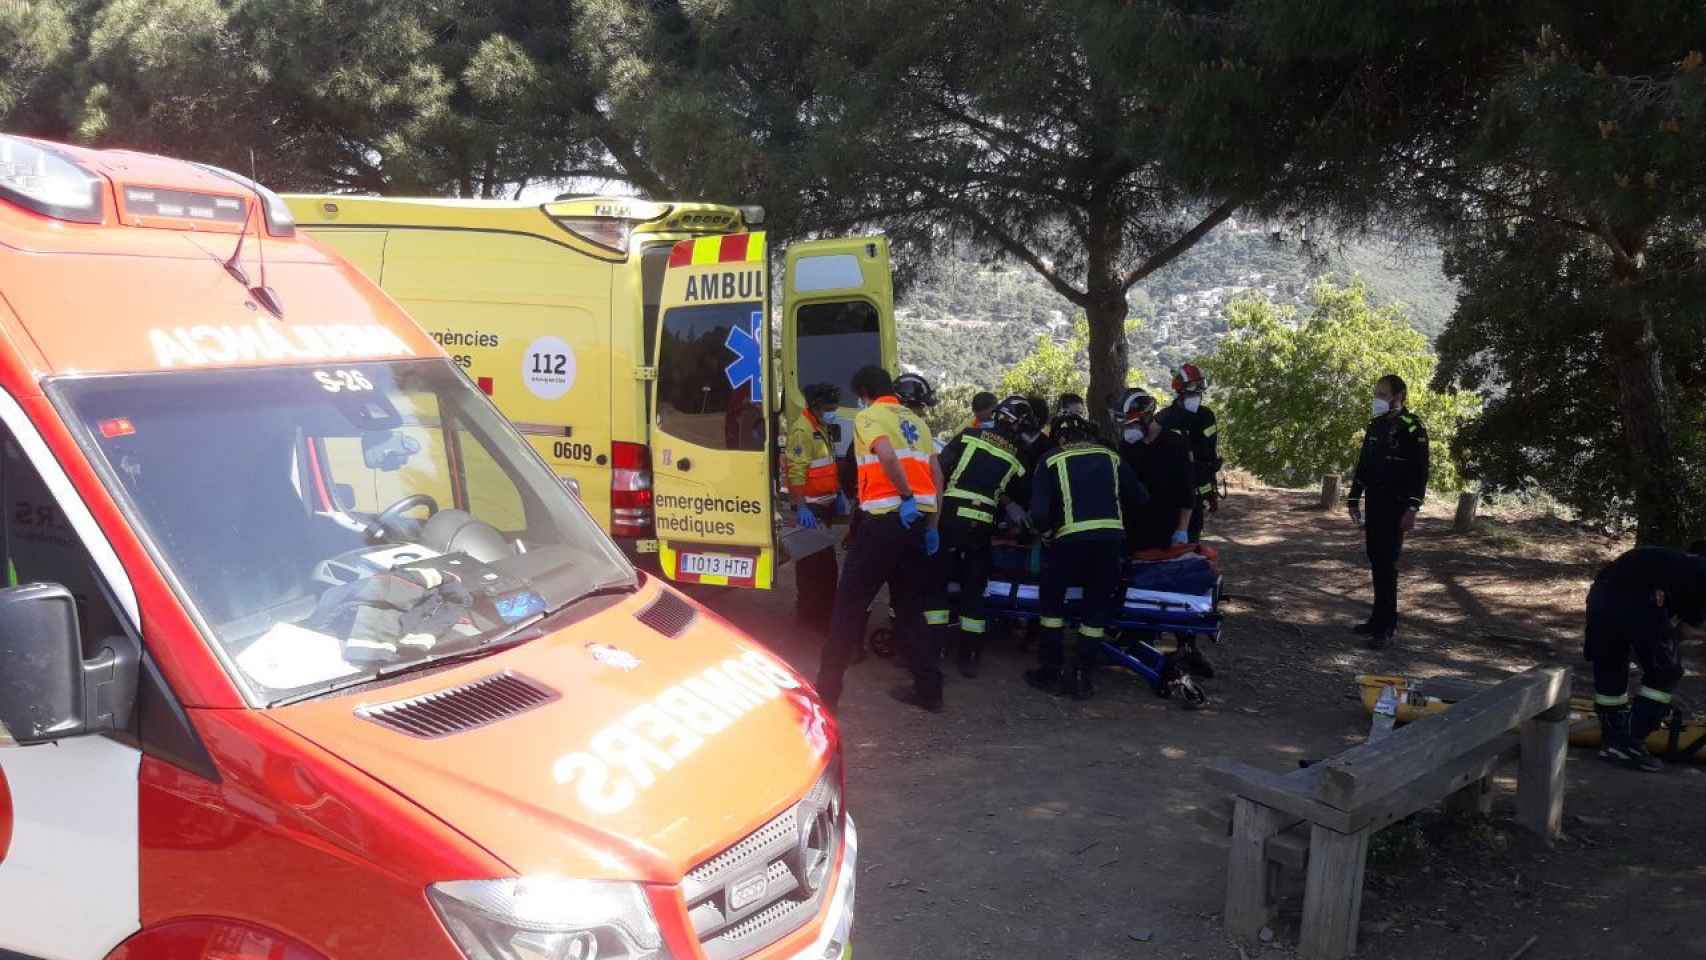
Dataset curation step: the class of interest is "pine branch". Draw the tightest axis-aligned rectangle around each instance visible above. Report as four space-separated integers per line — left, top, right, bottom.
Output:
1118 197 1242 291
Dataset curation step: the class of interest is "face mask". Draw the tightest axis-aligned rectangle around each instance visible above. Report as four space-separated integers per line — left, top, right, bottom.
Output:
1183 396 1202 413
1371 397 1391 417
818 410 838 424
1122 427 1142 444
856 398 869 410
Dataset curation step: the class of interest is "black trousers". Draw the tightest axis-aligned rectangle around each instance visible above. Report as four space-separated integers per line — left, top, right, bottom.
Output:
1188 496 1207 543
793 503 838 635
1585 581 1683 736
924 515 995 650
1364 497 1407 631
1036 536 1123 672
818 511 931 707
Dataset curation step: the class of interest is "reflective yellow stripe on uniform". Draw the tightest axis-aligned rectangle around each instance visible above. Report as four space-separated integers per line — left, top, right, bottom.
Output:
1078 625 1105 639
925 609 952 626
1052 447 1125 537
1637 686 1673 704
1595 692 1631 707
1197 482 1216 495
957 507 995 524
1202 423 1218 437
1040 616 1065 628
944 434 1023 508
960 617 986 634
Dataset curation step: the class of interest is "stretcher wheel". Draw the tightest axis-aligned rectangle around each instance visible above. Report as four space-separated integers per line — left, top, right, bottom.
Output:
1175 676 1210 709
869 626 896 659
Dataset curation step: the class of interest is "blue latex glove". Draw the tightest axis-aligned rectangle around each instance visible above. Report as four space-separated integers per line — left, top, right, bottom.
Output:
897 496 922 528
924 527 940 556
835 491 850 517
796 505 820 529
1170 530 1190 546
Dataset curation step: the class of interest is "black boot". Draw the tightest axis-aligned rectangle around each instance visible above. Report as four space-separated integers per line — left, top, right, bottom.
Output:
1024 667 1062 694
1070 665 1095 701
958 634 982 678
1597 705 1661 772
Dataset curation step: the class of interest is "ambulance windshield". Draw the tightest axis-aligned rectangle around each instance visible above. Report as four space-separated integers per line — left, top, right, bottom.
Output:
53 359 636 704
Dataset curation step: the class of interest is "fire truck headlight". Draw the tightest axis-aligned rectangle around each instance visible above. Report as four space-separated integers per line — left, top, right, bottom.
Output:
429 876 673 960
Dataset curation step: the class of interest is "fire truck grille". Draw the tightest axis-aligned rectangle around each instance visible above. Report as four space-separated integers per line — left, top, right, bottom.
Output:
682 770 842 960
356 672 558 738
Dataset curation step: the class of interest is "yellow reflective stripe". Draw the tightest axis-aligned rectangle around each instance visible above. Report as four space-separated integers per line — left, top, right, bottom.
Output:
746 232 766 261
1040 616 1065 628
690 235 721 265
1058 518 1125 536
1055 455 1075 530
924 610 952 625
962 434 1023 472
946 488 996 506
1637 686 1673 704
1595 693 1631 707
960 617 986 634
957 507 995 524
1202 423 1218 437
863 495 902 510
809 457 835 468
1078 625 1105 639
1198 482 1216 495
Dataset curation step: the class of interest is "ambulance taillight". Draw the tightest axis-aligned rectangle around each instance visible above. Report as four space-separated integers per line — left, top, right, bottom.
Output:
610 441 654 538
0 135 104 223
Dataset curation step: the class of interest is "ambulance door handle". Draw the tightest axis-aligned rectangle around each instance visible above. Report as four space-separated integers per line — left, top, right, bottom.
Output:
676 458 692 471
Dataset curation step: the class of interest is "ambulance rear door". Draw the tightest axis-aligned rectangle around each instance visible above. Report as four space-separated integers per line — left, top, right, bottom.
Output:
649 233 777 588
781 235 896 458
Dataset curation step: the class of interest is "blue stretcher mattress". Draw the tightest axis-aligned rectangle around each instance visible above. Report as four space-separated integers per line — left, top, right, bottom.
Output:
971 542 1221 635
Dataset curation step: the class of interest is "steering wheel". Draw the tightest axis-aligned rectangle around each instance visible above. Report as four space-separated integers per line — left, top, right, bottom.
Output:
366 493 440 542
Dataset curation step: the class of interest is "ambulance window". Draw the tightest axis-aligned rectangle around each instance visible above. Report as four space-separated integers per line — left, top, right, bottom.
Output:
454 428 526 532
641 244 672 365
0 430 123 654
656 302 767 452
795 300 881 400
320 426 455 515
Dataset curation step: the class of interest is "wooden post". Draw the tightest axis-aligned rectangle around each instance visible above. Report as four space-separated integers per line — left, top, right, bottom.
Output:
1320 474 1340 510
1443 775 1494 818
1299 824 1371 960
1225 797 1293 943
1453 491 1480 532
1517 701 1570 840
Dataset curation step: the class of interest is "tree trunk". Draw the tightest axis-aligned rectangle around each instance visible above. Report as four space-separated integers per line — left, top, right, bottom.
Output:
1083 197 1129 434
1606 303 1687 545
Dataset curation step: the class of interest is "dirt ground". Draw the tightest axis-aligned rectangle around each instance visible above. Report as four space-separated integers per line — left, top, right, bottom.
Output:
701 486 1706 959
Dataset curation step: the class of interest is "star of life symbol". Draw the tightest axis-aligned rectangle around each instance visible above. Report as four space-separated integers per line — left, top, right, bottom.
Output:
900 420 920 447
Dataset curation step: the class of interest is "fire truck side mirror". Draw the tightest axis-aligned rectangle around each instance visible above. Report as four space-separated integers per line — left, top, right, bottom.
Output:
0 583 138 747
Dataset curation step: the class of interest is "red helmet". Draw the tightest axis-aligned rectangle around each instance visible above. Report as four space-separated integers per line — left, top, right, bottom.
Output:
1171 363 1207 395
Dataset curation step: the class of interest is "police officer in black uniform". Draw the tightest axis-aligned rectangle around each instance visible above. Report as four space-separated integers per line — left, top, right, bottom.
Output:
1023 413 1148 700
1346 374 1429 649
1156 364 1222 543
1115 388 1195 551
1584 544 1706 772
923 396 1031 678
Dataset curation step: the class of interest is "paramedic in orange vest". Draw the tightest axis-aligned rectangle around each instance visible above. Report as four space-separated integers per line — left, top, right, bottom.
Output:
816 365 945 712
787 382 849 638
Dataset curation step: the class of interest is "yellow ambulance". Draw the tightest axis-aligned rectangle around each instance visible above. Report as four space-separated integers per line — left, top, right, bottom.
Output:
283 195 895 589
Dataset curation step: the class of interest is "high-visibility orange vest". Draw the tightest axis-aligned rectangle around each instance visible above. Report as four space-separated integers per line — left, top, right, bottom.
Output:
853 396 938 515
786 410 840 503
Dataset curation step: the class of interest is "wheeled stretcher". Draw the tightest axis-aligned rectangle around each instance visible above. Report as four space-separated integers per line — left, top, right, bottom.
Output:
979 542 1219 704
862 541 1222 703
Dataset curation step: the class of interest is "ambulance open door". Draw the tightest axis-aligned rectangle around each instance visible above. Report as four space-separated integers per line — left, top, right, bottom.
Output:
648 233 778 588
780 235 897 459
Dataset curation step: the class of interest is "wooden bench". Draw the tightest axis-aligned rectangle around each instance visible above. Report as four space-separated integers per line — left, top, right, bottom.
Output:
1198 666 1571 959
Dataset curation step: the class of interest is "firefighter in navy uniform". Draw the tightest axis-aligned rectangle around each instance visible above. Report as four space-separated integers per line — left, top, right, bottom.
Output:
1346 374 1429 649
1115 389 1195 550
1583 544 1706 772
1024 413 1148 700
1156 364 1222 543
923 396 1032 678
784 383 847 637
